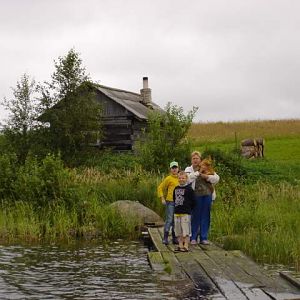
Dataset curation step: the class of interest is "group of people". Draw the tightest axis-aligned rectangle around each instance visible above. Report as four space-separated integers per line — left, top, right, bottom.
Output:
157 151 220 252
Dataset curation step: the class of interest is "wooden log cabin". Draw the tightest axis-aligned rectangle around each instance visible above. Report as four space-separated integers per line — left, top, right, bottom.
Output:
39 77 164 151
95 77 163 150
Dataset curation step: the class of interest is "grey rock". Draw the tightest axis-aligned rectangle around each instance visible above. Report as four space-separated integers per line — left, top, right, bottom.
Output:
109 200 164 226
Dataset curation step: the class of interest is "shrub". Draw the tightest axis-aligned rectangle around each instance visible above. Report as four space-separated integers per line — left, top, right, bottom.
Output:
71 149 140 171
0 153 18 200
136 103 198 171
202 148 248 178
12 154 74 208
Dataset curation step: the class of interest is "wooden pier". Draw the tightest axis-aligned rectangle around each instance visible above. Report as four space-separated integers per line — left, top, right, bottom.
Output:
147 227 300 300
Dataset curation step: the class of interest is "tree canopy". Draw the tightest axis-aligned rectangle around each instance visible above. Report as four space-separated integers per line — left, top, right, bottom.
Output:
1 73 38 162
136 103 198 171
38 49 102 160
1 49 103 163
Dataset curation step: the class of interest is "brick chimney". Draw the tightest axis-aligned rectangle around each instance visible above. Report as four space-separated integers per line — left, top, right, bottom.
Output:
140 77 152 107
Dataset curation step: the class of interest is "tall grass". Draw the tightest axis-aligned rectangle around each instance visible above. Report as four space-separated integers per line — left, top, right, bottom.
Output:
0 197 141 243
189 119 300 143
0 163 299 270
0 165 164 243
211 181 300 270
73 167 164 215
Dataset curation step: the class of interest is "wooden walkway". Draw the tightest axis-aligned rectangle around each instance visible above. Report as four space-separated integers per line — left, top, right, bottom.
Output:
147 227 300 300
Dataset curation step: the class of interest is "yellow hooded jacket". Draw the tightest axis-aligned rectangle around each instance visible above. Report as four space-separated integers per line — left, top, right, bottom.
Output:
157 174 179 202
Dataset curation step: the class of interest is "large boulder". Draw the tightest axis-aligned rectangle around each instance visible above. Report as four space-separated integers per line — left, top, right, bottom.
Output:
109 200 164 226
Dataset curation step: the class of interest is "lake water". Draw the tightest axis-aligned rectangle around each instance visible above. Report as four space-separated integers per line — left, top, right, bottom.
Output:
0 240 176 300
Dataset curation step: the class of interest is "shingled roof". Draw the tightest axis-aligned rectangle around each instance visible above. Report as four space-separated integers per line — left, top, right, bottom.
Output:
95 84 163 120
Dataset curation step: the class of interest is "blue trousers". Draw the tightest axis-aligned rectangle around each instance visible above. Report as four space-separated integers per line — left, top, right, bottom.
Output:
191 195 212 241
164 201 175 233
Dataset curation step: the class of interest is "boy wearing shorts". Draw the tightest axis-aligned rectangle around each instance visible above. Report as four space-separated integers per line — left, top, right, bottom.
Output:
173 171 195 252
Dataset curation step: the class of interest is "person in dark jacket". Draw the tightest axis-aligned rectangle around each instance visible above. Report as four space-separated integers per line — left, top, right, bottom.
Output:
173 171 195 252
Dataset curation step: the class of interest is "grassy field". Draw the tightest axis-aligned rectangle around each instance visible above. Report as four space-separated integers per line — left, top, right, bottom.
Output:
188 119 300 269
189 120 300 182
189 119 300 144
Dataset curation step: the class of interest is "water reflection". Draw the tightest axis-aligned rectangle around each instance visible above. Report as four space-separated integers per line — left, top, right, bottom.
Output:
0 240 176 300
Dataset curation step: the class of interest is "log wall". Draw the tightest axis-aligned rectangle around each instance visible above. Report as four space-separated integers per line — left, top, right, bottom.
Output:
95 92 148 150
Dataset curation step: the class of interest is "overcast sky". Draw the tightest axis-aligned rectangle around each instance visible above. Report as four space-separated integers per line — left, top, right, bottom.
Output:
1 0 300 122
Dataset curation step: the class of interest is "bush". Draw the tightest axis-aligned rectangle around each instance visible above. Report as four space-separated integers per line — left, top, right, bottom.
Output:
202 148 248 179
69 148 140 171
136 103 197 171
0 153 18 200
12 154 74 208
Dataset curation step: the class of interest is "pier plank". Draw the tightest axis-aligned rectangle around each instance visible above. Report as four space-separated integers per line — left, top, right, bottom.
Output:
192 251 248 299
204 250 263 288
160 251 187 280
199 243 223 251
228 250 295 292
280 272 300 290
263 291 300 300
203 249 274 299
157 227 164 235
242 288 272 300
175 251 226 299
147 251 165 272
228 251 280 287
147 227 300 299
148 227 168 252
205 252 274 299
157 227 177 252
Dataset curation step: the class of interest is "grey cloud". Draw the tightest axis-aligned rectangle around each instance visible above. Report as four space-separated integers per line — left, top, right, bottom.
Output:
1 0 300 122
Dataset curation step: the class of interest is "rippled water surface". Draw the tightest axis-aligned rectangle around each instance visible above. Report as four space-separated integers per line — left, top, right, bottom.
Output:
0 240 176 300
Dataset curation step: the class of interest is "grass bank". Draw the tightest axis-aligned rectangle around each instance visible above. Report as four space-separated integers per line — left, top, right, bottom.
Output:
0 165 163 243
0 119 299 270
211 181 300 270
0 199 141 243
1 164 299 270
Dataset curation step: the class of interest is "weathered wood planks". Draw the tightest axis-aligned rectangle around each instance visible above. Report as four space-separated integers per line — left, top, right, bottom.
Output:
175 251 226 299
280 271 300 290
192 250 249 299
147 227 300 300
147 251 165 272
148 227 169 252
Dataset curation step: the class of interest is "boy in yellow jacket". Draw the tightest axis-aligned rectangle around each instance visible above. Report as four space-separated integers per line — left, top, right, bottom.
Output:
157 161 179 245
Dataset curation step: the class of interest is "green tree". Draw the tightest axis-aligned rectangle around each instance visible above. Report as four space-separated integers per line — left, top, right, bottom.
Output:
136 103 198 171
39 49 102 160
1 73 38 163
49 47 90 100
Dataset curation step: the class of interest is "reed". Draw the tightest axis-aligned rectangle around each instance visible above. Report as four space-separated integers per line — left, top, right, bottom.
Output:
211 181 300 270
0 201 40 242
74 167 164 216
0 196 142 243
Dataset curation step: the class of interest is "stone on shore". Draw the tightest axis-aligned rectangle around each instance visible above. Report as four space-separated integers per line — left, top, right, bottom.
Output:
109 200 164 226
